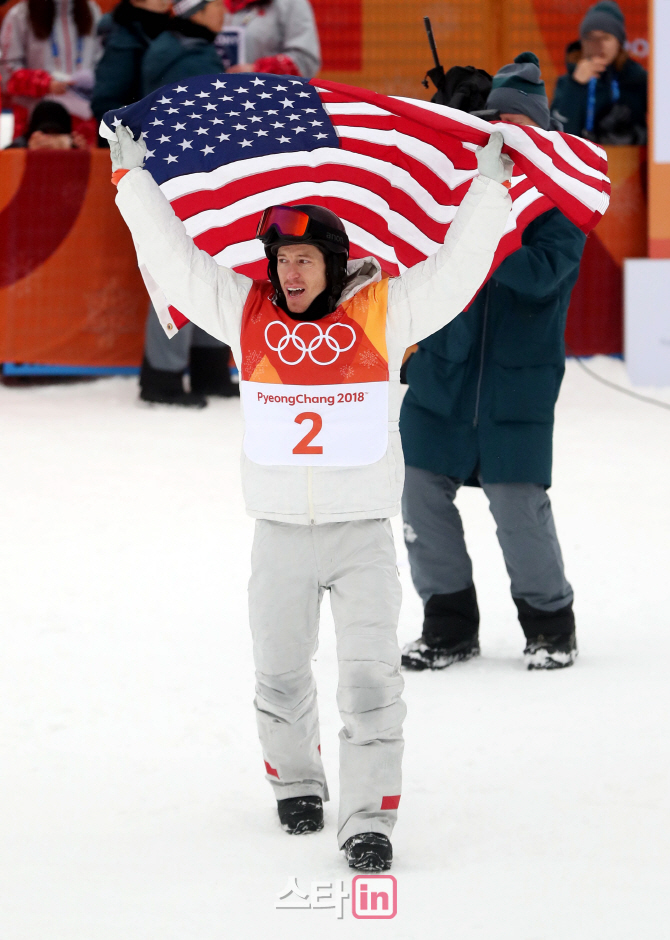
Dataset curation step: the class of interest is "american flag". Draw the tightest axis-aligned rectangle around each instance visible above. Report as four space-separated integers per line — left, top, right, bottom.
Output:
101 74 610 326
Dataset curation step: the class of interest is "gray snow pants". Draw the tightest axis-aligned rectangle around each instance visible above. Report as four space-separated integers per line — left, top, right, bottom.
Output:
402 466 573 612
144 302 225 372
249 518 406 847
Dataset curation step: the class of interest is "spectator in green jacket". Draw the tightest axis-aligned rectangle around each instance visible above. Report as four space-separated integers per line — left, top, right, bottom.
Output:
92 0 172 127
141 0 223 93
551 1 647 143
400 54 587 673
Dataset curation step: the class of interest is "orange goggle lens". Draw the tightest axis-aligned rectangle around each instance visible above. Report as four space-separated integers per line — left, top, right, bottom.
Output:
256 206 311 239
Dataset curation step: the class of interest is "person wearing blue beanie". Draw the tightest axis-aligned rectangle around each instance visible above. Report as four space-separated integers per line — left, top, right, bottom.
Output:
486 51 552 131
551 0 647 142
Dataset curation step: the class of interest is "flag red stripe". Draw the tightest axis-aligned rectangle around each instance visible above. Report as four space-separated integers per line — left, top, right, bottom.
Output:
172 160 465 242
192 194 430 268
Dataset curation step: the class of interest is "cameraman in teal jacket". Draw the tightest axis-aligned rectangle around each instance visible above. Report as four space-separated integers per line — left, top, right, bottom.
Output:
400 53 587 671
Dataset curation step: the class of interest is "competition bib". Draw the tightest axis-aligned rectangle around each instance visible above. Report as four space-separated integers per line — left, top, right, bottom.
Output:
239 280 390 467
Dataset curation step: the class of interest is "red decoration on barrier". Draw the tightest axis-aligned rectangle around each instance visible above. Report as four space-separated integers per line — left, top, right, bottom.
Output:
0 150 90 289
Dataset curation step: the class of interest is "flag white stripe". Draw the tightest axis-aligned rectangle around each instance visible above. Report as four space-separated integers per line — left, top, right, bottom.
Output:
323 102 392 117
327 120 476 190
501 186 545 235
160 121 474 203
160 146 471 223
183 178 446 256
392 95 609 191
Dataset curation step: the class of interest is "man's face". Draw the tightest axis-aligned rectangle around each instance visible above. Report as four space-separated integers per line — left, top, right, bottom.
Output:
276 244 328 314
28 130 72 149
582 30 621 65
499 113 539 127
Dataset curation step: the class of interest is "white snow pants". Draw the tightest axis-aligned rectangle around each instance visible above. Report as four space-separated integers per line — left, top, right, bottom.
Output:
249 518 406 848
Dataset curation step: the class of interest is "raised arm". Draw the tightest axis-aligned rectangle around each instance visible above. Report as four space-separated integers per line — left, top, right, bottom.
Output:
112 126 252 349
387 132 513 349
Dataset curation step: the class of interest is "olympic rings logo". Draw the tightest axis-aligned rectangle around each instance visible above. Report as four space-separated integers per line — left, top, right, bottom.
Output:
265 320 357 366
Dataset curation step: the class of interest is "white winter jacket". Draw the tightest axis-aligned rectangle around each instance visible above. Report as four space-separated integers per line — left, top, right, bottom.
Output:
224 0 320 78
0 0 101 119
115 168 511 524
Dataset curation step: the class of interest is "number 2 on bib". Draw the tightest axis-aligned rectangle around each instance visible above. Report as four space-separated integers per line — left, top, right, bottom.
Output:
293 412 323 455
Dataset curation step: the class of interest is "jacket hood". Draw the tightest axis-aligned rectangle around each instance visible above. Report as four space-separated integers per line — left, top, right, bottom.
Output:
339 256 383 304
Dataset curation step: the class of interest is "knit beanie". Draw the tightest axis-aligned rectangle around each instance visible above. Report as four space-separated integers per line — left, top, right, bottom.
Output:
486 52 551 131
173 0 215 19
580 1 626 44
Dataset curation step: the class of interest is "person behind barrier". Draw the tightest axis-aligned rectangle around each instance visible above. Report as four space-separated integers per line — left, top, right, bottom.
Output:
109 119 513 868
136 0 238 406
551 1 647 144
221 0 320 78
400 53 587 673
7 97 88 146
0 0 101 144
91 0 172 130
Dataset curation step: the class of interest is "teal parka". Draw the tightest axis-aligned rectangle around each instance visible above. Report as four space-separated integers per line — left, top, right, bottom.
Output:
92 0 171 122
141 20 223 96
399 208 586 487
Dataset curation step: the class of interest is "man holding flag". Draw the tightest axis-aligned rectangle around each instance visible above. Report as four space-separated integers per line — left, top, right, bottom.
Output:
103 73 608 870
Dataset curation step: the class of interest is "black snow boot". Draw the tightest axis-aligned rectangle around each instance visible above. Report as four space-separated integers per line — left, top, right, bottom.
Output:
189 346 239 397
402 586 480 670
139 357 207 408
514 598 578 670
277 796 324 834
343 833 393 871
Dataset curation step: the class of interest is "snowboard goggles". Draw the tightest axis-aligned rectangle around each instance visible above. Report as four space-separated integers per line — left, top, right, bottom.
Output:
256 206 313 240
256 205 348 250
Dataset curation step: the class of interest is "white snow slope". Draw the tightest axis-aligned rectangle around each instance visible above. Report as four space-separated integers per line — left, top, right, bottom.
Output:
1 357 669 940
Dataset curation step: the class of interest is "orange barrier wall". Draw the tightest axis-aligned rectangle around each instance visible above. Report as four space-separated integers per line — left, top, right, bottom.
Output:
0 144 646 366
566 145 647 355
0 149 147 366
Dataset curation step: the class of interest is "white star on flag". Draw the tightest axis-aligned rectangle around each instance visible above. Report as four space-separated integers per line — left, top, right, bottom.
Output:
212 80 226 89
178 139 193 150
252 77 265 85
239 139 253 147
201 145 215 155
164 154 178 163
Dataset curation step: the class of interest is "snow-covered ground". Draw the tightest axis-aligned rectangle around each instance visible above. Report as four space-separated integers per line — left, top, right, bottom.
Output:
1 357 669 940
